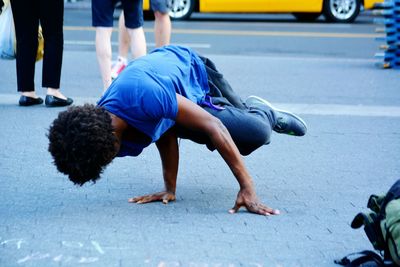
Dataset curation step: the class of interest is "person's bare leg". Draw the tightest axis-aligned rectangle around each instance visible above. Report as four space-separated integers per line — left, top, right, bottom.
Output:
95 27 113 90
118 12 146 59
21 89 67 100
154 11 171 47
46 88 68 100
127 26 147 59
21 91 39 98
118 12 130 59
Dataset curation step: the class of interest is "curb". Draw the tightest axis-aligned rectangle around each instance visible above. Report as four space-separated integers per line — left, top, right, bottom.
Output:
64 0 91 9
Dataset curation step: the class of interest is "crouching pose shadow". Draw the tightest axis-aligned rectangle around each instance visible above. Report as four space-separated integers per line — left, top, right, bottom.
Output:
48 45 307 216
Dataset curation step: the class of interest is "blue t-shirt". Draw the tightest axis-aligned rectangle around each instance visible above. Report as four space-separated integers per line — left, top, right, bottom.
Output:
97 45 210 157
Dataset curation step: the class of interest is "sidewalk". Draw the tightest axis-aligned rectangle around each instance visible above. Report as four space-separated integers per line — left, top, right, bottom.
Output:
0 49 399 266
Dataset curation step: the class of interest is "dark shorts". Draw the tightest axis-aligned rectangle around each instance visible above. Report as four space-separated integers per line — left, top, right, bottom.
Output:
91 0 143 28
151 0 169 13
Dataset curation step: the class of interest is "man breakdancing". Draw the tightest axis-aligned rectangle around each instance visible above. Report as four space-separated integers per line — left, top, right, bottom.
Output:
48 45 307 216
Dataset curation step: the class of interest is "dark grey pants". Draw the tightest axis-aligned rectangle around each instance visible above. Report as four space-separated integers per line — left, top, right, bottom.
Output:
176 56 277 156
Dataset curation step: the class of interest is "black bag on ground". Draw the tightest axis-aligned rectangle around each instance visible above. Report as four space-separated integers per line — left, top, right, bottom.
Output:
335 179 400 267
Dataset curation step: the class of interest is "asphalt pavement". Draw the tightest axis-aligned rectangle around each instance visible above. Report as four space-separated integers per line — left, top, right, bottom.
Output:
0 3 399 267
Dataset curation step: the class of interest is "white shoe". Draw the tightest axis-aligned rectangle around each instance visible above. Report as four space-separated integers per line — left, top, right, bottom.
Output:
111 56 127 80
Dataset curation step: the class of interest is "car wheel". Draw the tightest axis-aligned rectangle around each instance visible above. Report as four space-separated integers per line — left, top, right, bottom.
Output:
293 12 322 22
323 0 361 23
168 0 195 20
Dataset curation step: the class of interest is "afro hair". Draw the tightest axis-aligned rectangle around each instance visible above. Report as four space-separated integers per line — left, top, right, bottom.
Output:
48 104 118 185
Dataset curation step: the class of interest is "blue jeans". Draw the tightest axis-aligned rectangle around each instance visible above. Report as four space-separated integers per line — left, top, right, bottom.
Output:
176 56 277 156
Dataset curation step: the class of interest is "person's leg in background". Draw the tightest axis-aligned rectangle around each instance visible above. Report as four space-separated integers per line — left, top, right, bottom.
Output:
151 0 171 47
40 0 73 106
92 0 115 91
111 0 146 80
110 13 130 80
96 26 113 90
113 0 172 79
10 0 42 105
122 0 146 58
153 11 170 47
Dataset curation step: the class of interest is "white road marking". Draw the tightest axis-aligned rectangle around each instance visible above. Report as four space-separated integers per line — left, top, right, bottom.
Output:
91 241 105 254
63 26 380 39
64 40 211 48
275 103 400 117
0 94 398 117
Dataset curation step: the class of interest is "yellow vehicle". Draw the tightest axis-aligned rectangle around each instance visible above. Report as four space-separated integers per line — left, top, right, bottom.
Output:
143 0 383 23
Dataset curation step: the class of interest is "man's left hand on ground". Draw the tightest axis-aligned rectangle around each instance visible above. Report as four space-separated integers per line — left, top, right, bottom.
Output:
229 188 280 216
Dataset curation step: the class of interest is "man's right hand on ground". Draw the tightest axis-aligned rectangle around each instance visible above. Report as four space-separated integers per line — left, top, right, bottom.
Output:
128 191 176 204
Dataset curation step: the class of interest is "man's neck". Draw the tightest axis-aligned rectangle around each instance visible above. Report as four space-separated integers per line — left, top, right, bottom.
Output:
108 112 151 145
108 112 126 152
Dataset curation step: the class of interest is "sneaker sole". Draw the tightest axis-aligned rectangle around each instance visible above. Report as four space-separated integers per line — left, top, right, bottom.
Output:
111 65 127 80
246 95 308 133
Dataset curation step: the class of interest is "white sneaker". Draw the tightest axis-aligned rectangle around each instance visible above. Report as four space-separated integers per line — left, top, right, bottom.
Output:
111 56 127 80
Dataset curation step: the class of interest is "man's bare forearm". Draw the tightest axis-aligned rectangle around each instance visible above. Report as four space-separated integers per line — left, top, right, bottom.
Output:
208 118 255 191
175 94 255 192
156 128 179 193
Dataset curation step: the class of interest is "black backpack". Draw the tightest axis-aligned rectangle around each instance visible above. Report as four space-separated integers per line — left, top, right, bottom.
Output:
335 179 400 267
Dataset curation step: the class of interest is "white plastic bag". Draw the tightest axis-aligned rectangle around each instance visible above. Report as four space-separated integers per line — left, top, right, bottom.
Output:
0 4 16 60
1 0 11 15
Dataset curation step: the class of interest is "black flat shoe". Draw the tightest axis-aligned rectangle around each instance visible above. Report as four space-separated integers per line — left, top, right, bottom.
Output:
19 95 44 106
45 95 73 107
